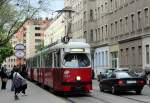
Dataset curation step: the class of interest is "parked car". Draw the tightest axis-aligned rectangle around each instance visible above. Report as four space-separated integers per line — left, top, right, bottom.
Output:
99 71 146 94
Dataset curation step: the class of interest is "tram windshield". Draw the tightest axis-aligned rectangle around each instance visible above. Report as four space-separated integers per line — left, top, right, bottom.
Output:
63 53 90 67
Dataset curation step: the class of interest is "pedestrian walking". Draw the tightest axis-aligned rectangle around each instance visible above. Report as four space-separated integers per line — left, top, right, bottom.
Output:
20 64 27 79
0 66 8 90
10 65 17 91
13 70 27 100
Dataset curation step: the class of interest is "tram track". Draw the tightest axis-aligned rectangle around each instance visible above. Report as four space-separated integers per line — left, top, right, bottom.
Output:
120 95 150 103
89 91 150 103
33 80 150 103
65 98 77 103
87 94 112 103
63 92 150 103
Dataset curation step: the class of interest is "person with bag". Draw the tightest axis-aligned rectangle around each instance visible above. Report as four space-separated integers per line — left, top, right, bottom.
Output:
0 66 8 90
13 70 27 100
10 65 17 91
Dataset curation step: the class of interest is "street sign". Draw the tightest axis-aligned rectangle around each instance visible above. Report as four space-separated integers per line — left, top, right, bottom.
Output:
14 43 25 50
15 50 25 58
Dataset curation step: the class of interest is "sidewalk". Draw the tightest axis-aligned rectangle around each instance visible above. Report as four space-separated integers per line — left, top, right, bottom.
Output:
0 80 66 103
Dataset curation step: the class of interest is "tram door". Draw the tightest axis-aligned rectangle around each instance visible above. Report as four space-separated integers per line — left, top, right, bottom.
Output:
53 50 62 90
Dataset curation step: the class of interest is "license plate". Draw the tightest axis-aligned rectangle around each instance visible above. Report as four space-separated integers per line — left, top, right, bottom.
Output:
127 80 136 84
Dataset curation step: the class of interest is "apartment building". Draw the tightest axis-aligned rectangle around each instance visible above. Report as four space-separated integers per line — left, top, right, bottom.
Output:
25 18 50 58
44 14 65 46
65 0 150 76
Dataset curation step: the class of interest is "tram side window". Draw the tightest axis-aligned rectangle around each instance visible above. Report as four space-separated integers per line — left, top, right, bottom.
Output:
57 50 61 67
33 57 37 68
54 50 61 68
37 56 40 68
54 53 57 67
45 52 53 68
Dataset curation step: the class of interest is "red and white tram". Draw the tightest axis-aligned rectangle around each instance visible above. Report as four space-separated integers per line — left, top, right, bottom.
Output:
26 39 92 93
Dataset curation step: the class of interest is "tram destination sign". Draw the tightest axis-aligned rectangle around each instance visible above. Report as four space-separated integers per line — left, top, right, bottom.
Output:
14 43 25 50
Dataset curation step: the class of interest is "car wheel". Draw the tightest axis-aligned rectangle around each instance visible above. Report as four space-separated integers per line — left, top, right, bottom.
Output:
99 83 104 92
136 90 142 95
111 86 117 94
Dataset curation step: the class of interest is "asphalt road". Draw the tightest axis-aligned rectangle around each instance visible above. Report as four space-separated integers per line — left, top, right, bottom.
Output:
0 79 150 103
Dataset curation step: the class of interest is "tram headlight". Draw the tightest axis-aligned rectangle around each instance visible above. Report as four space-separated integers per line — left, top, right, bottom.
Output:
76 76 81 81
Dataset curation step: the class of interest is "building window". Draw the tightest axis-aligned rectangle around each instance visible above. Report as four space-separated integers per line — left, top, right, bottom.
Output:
102 52 104 66
95 9 97 20
110 0 113 11
114 0 117 9
105 2 108 11
112 52 118 68
101 5 103 12
132 47 135 66
131 14 135 32
146 45 150 64
99 52 101 66
120 49 123 66
110 23 113 37
120 19 123 34
84 31 87 39
126 48 129 66
35 39 41 43
125 16 128 33
144 8 149 27
98 7 100 18
84 11 86 20
115 21 118 36
105 51 108 66
35 33 41 36
90 9 94 21
101 26 103 40
105 25 108 39
90 29 93 41
35 27 41 30
137 11 142 29
95 29 97 41
98 28 100 41
138 46 142 66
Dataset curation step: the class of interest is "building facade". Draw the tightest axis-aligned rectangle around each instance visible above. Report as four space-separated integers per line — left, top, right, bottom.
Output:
64 0 150 76
44 14 65 46
25 18 50 58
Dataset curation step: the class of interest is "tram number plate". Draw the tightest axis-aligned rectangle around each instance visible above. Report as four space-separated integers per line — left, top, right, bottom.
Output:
127 80 136 84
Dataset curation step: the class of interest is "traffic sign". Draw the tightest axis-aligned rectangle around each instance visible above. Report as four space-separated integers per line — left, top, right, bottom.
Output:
14 43 25 50
15 50 25 58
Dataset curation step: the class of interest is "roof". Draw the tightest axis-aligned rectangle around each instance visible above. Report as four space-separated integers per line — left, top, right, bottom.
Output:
28 40 90 58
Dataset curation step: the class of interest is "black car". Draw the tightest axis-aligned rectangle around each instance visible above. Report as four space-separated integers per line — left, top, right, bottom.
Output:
99 71 146 94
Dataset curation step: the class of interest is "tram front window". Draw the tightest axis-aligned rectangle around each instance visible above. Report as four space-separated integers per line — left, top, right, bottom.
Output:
63 53 90 67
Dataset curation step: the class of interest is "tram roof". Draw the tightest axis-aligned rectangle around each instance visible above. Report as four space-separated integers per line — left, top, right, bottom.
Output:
27 40 90 59
45 41 90 51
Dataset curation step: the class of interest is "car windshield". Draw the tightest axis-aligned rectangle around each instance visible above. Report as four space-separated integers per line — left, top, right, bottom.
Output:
116 72 136 78
63 53 90 68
